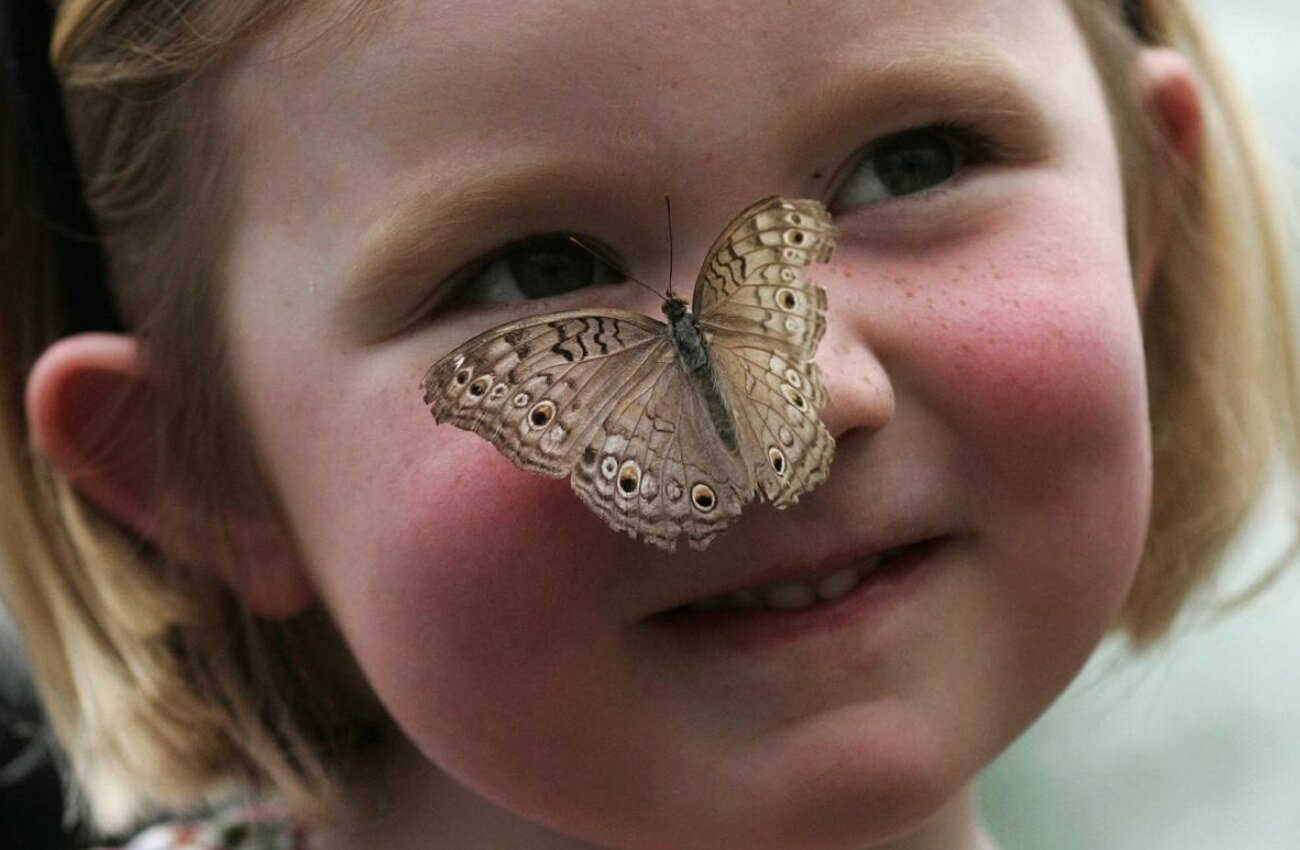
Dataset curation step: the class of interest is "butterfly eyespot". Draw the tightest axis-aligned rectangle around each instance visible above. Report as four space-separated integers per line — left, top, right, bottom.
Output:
781 384 808 410
488 383 509 402
690 483 717 512
768 447 787 476
512 392 532 408
782 247 807 263
784 229 807 246
785 368 803 388
778 425 796 447
787 212 804 226
528 400 557 428
453 367 473 387
468 376 493 397
779 267 798 283
783 316 803 334
776 288 800 311
617 461 641 497
600 455 619 480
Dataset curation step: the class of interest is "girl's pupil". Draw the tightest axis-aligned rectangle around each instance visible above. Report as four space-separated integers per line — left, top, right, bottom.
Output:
507 238 597 299
871 131 957 196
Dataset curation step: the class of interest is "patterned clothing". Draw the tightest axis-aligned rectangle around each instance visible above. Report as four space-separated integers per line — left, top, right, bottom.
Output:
101 809 307 850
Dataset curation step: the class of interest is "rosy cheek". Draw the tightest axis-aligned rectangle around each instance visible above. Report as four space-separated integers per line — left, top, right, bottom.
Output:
836 229 1151 603
314 405 631 741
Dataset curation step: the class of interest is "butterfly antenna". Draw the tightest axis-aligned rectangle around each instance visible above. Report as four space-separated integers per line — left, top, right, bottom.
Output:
566 237 663 300
665 193 675 299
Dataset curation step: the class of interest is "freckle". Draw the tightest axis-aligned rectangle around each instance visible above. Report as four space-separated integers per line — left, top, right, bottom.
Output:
904 289 915 299
959 298 968 307
812 170 824 180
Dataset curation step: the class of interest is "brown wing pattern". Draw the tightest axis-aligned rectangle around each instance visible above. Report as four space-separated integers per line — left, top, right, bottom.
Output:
710 340 832 507
421 311 667 477
692 196 834 359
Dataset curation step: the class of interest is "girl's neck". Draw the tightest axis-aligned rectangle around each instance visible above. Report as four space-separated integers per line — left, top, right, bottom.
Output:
311 735 1000 850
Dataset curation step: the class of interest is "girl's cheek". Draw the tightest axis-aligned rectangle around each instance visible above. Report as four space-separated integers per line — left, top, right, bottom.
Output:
322 418 625 693
837 214 1151 592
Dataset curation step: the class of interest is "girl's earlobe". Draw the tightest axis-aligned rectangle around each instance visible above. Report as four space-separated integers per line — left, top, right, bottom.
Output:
25 334 315 618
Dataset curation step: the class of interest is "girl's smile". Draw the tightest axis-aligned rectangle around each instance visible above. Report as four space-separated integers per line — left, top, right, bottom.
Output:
644 534 949 655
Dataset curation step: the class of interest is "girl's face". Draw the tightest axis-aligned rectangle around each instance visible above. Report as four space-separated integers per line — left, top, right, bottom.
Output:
223 0 1150 846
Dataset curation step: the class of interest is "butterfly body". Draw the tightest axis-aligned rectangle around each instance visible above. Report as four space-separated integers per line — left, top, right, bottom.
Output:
663 294 740 453
422 196 837 551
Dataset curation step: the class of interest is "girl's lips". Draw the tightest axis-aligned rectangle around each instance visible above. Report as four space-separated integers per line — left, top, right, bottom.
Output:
643 537 947 653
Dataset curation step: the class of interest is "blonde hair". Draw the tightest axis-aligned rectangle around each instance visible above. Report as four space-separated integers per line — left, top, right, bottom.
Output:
0 0 1294 834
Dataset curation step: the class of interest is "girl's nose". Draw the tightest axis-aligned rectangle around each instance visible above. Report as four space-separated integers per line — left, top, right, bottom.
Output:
816 287 895 440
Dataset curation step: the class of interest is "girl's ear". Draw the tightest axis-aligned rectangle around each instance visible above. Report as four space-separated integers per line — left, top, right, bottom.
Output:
25 334 315 618
1132 47 1204 299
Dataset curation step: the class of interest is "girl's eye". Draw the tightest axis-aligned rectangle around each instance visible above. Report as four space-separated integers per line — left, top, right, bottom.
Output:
830 125 988 210
454 235 624 305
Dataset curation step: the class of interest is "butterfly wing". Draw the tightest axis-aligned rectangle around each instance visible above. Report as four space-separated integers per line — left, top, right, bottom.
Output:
422 310 667 477
693 197 836 507
568 355 753 551
422 309 752 550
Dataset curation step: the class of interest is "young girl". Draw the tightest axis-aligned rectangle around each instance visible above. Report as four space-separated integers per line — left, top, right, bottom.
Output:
2 0 1296 848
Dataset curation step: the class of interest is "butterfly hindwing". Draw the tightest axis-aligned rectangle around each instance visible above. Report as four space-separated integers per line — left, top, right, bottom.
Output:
568 359 753 551
710 341 833 507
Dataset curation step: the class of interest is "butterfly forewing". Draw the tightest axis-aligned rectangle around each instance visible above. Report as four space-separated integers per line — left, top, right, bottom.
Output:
422 311 666 477
692 196 834 360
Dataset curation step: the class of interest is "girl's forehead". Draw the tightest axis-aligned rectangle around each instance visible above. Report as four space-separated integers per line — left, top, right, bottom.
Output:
231 0 1080 125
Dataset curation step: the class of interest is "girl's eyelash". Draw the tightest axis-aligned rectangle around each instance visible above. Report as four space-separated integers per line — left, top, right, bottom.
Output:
931 120 1005 158
423 234 624 320
821 118 1022 218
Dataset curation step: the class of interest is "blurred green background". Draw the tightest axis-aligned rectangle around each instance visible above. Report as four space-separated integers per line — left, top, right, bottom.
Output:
978 3 1300 846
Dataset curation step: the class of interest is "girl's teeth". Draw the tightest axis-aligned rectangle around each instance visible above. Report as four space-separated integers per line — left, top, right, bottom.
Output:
688 554 888 613
814 565 862 600
765 583 817 609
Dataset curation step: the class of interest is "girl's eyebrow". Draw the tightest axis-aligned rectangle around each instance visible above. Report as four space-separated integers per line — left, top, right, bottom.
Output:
341 159 594 330
345 49 1048 314
813 49 1049 137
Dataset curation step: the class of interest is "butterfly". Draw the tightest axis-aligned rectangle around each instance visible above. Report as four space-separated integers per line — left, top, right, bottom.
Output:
421 196 836 551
